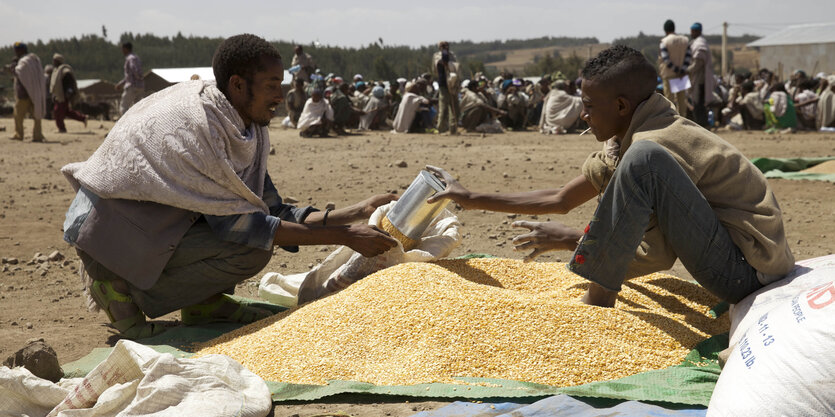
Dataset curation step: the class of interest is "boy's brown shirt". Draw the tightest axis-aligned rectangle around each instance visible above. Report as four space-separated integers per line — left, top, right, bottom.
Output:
582 93 795 282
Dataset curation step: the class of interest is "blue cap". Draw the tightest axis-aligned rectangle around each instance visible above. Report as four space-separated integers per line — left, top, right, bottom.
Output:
691 22 702 31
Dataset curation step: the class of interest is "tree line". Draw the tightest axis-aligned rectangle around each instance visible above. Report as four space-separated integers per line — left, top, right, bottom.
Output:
1 31 759 100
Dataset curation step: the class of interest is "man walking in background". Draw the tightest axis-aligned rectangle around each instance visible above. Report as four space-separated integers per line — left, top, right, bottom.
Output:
291 45 315 83
50 53 87 132
434 41 460 135
116 42 144 116
687 22 715 128
658 19 691 115
6 42 46 142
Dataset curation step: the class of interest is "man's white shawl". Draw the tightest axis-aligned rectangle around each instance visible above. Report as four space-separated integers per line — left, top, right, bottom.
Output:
61 80 270 216
539 89 583 132
818 75 835 129
15 53 47 119
688 36 717 105
297 97 334 131
50 63 73 103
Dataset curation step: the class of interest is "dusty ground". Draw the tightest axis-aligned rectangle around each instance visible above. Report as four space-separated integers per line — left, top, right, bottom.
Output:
1 115 833 416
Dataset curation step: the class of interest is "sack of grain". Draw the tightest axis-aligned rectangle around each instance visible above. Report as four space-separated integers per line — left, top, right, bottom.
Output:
258 201 461 307
708 276 835 416
725 255 835 355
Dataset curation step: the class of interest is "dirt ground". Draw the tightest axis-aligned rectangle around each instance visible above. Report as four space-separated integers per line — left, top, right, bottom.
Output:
1 116 833 416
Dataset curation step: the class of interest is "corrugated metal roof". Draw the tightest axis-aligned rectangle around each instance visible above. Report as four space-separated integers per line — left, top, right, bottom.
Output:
149 67 216 82
148 67 293 84
748 22 835 47
77 79 104 89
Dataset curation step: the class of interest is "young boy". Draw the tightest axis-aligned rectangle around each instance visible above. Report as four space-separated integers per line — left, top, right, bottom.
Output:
427 45 794 307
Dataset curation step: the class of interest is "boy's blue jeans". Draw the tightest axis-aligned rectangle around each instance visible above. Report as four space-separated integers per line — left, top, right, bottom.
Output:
568 140 762 304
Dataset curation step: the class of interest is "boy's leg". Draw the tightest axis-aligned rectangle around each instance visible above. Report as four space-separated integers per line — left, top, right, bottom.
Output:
568 140 761 304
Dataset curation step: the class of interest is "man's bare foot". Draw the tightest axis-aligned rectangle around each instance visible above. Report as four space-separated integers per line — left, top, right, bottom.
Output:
581 282 618 307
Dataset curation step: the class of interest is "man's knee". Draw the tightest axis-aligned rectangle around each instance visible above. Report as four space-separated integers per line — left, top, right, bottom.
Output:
620 140 678 175
227 247 272 277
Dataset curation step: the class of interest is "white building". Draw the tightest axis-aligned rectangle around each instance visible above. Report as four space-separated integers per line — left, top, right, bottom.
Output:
143 67 292 94
747 23 835 77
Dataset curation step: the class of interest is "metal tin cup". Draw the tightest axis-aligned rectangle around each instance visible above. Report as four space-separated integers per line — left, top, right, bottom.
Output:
385 170 450 241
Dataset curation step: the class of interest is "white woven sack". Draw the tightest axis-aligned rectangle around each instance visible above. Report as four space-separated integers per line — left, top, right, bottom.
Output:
727 254 835 351
707 279 835 417
45 340 271 417
259 201 461 307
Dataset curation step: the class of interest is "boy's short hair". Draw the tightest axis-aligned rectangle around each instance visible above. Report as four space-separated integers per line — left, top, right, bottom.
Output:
582 45 658 102
213 34 282 96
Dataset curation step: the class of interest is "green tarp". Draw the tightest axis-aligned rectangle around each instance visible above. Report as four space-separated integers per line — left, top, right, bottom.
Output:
751 157 835 182
62 255 724 405
62 309 725 406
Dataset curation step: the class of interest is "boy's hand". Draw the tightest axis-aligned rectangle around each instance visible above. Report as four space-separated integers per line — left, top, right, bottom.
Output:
425 165 473 208
511 220 583 262
356 193 398 218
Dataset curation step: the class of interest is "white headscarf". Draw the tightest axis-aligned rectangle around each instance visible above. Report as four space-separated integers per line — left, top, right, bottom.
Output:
62 80 270 216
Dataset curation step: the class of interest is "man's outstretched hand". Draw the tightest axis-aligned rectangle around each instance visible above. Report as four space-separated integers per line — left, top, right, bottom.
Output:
511 220 583 262
425 165 473 208
343 224 398 257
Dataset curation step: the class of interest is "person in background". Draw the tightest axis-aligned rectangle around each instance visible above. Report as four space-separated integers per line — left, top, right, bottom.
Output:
285 78 308 127
497 80 529 130
49 53 88 133
330 82 364 134
298 89 334 138
794 79 820 130
433 41 460 135
763 83 797 133
687 22 715 128
115 42 144 116
389 81 404 119
539 79 584 134
786 70 808 100
658 19 692 115
392 80 432 133
359 85 391 131
817 75 835 129
6 42 46 142
459 79 505 132
526 77 550 126
292 45 315 83
735 81 765 130
352 81 370 110
43 63 54 120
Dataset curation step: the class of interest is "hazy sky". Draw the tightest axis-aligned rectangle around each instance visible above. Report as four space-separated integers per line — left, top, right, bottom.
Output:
2 0 834 48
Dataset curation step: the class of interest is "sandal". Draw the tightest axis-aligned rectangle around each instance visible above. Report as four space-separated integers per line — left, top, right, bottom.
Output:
90 279 165 340
180 294 273 326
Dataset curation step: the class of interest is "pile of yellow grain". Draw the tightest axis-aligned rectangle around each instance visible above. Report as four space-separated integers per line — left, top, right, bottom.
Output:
195 258 727 387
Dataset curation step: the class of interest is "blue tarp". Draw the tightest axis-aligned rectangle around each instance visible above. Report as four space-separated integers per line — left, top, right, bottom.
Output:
411 395 706 417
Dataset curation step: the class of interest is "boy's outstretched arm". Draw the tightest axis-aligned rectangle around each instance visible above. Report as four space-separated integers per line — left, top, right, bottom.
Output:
426 165 597 215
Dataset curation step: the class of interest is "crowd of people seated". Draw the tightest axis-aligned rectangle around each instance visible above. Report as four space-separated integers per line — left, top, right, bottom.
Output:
280 42 835 138
717 69 835 133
